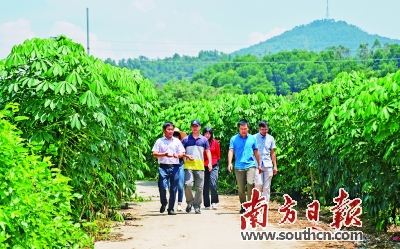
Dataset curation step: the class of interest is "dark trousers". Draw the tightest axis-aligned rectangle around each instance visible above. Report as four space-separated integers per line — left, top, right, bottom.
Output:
203 164 219 207
158 164 180 211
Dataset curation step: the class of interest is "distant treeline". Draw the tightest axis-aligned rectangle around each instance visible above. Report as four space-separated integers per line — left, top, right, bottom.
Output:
104 50 230 84
105 41 400 108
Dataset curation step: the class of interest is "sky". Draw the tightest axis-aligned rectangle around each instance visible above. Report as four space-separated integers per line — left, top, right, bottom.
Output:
1 0 399 61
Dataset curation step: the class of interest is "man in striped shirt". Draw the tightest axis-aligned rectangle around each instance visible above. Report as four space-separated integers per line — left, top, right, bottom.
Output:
182 120 212 214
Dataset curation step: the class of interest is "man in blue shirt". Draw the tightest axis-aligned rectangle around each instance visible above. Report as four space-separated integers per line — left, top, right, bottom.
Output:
228 119 261 214
152 121 186 215
254 120 278 203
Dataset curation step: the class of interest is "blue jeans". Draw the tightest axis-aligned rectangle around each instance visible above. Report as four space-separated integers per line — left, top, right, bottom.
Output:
203 164 219 207
168 164 184 203
158 165 180 211
178 164 184 203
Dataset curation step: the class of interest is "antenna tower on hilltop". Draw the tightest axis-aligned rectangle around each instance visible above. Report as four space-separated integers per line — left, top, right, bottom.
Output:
326 0 330 19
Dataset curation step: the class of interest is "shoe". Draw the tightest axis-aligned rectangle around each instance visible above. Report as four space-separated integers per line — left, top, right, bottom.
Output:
186 204 193 213
160 205 166 213
168 210 176 215
211 203 217 210
177 204 182 212
195 208 201 214
240 208 246 214
204 206 210 210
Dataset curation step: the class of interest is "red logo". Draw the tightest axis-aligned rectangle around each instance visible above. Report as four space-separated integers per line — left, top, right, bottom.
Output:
240 189 269 230
330 188 362 229
278 194 298 225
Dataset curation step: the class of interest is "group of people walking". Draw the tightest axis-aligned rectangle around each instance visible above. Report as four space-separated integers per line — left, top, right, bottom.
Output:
152 120 220 215
152 118 277 215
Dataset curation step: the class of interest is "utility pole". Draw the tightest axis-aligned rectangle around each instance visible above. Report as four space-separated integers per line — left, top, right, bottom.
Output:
86 7 90 56
326 0 330 20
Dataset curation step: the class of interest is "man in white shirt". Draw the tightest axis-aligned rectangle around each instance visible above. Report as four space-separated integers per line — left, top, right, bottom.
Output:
254 120 278 203
152 121 186 215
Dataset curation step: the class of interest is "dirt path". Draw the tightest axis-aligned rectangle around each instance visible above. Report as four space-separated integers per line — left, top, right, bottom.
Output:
95 181 352 249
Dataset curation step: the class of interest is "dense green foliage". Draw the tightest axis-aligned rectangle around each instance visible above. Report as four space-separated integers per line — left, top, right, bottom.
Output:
110 42 400 109
149 70 400 230
105 50 230 84
234 19 400 56
0 35 158 227
192 43 400 95
0 104 92 248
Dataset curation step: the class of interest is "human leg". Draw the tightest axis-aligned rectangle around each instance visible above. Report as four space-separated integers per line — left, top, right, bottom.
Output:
261 168 273 202
158 166 168 212
254 167 263 191
193 170 204 210
234 169 247 204
209 164 219 205
203 167 211 208
245 167 256 201
167 166 180 211
177 164 184 203
184 169 194 206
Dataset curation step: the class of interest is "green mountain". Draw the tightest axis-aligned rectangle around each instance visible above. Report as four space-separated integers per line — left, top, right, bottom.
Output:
233 19 400 56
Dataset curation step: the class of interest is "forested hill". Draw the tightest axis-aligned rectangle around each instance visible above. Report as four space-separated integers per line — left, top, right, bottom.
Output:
105 50 230 84
233 19 400 56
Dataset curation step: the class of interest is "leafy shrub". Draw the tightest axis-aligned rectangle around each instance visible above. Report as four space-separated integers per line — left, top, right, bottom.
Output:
0 36 158 220
0 104 92 248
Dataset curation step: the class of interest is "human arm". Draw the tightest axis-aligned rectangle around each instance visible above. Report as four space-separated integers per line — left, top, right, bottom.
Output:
253 149 262 173
228 149 234 172
270 137 277 175
173 152 185 158
153 151 170 158
271 149 277 175
182 153 194 160
206 149 212 171
216 140 221 163
152 139 171 158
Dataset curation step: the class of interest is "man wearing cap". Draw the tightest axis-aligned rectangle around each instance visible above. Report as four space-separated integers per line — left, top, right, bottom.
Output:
181 120 212 214
228 119 261 214
152 121 186 215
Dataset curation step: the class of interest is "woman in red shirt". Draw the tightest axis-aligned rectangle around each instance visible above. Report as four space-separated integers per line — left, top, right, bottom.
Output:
202 127 221 210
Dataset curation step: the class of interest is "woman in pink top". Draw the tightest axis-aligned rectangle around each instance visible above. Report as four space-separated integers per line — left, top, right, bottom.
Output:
202 127 221 209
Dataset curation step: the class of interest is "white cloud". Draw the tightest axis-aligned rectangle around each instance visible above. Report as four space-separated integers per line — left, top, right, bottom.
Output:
248 27 287 45
49 21 115 59
0 19 35 59
154 22 166 30
131 0 156 13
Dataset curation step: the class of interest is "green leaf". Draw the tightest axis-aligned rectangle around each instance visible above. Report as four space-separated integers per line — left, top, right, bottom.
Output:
54 81 66 95
41 61 48 72
44 99 51 107
379 106 390 120
72 193 83 199
28 79 41 87
14 116 29 121
79 90 99 108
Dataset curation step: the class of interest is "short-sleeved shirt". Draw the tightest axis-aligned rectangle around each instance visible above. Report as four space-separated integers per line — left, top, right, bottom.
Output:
182 134 210 170
152 136 185 165
254 133 276 168
229 133 258 170
203 138 220 166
